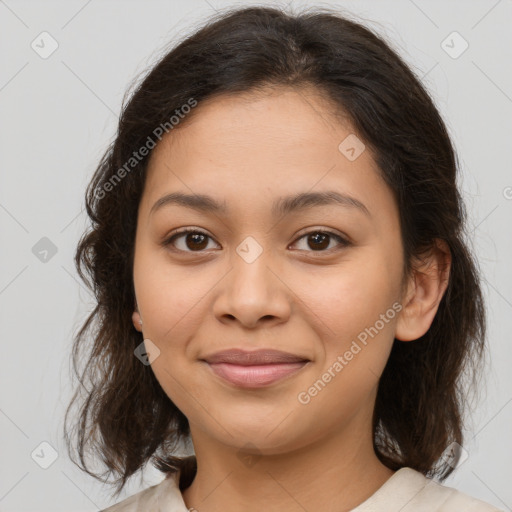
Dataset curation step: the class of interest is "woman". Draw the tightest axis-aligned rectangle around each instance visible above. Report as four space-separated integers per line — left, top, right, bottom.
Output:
64 5 502 511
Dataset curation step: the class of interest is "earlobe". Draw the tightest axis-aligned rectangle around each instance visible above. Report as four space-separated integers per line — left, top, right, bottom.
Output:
132 310 143 332
395 239 451 342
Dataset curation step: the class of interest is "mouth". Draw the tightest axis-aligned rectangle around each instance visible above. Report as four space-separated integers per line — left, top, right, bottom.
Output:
200 349 310 388
204 361 309 388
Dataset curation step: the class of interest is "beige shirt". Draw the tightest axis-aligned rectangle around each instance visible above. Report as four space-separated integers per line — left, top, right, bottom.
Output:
99 465 503 511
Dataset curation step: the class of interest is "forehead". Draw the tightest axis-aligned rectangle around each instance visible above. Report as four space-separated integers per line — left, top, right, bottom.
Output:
154 86 350 162
141 87 397 226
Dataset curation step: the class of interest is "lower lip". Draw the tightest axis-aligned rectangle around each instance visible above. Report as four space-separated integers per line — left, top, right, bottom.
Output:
205 361 308 388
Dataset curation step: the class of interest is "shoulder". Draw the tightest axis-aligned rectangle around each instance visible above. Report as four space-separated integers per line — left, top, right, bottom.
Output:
389 468 504 512
98 473 182 512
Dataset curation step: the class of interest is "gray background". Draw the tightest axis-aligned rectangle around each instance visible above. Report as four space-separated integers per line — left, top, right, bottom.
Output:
1 0 511 510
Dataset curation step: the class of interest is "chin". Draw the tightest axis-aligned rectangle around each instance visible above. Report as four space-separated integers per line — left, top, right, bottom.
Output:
210 416 306 454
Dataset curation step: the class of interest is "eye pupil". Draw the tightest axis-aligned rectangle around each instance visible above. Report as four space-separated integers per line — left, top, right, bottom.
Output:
308 232 329 250
186 232 208 251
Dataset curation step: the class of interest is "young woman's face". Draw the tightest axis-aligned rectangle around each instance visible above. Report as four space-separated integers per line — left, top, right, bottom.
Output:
132 87 407 455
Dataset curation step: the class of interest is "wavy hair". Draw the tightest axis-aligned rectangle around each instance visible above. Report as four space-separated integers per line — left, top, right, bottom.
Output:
64 5 487 499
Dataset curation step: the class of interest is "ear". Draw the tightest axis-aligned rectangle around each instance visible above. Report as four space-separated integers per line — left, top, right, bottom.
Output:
132 304 143 332
395 239 451 342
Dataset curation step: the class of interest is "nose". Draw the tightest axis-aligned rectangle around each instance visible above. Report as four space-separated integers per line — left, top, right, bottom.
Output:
212 243 292 329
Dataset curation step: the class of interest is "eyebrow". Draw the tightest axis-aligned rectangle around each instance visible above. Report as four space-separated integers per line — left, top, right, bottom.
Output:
149 190 371 218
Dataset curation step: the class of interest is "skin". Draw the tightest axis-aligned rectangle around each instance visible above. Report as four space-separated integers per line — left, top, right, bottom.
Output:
131 86 451 512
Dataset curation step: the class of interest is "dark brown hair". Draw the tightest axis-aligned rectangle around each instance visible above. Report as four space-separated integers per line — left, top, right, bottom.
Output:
64 4 487 499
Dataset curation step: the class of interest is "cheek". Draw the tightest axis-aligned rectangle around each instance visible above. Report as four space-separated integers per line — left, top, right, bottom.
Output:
300 260 397 328
134 245 212 341
135 263 209 416
294 255 400 369
292 266 398 417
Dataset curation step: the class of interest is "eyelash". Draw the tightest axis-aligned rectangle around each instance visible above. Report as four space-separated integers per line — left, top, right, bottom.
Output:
162 227 351 255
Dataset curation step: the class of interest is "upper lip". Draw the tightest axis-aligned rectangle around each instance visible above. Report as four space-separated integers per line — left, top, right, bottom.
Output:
202 349 309 365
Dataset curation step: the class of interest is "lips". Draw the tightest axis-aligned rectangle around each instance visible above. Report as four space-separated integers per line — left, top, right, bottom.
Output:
201 349 310 388
202 348 309 365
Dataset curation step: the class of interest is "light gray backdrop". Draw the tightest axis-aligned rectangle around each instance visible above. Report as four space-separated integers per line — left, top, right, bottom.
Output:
1 0 511 510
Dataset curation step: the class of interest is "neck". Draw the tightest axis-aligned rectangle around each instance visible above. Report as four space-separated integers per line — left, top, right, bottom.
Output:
181 418 395 512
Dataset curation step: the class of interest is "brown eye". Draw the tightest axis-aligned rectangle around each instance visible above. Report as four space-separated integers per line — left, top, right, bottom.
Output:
163 229 219 252
291 230 350 252
183 232 209 251
307 232 330 250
